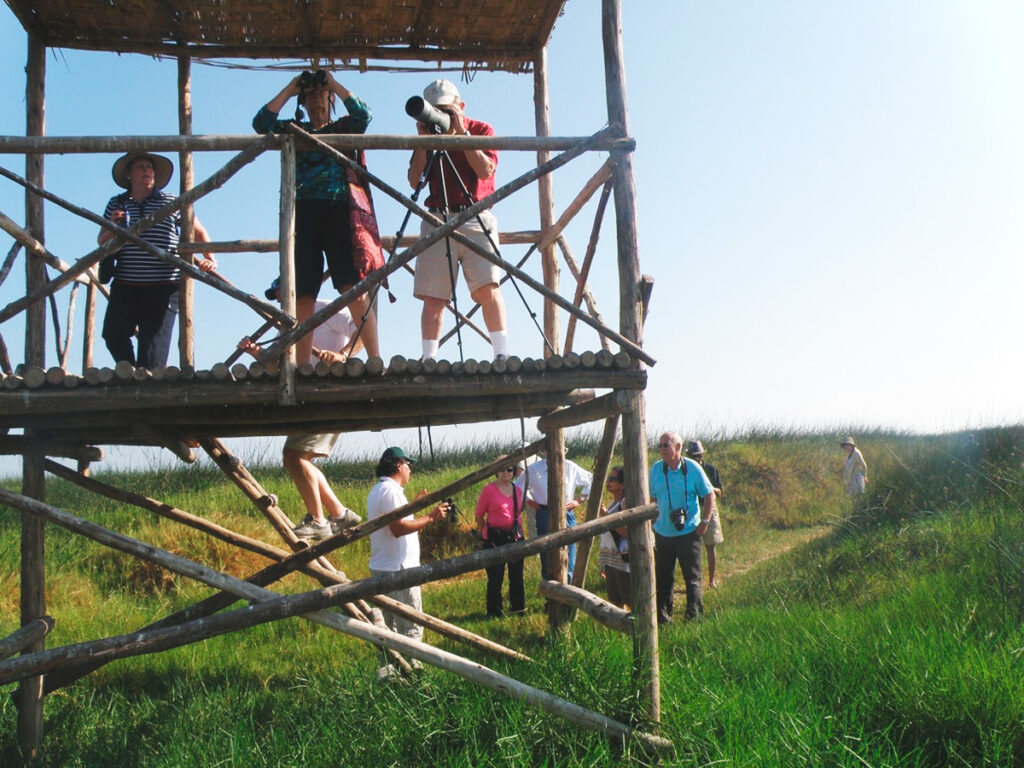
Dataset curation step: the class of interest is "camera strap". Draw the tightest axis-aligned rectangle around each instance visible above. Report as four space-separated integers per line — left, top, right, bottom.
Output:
662 459 688 517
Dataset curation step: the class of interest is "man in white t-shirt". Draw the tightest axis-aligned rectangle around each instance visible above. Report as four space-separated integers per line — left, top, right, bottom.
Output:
238 277 365 539
514 448 592 580
366 446 449 679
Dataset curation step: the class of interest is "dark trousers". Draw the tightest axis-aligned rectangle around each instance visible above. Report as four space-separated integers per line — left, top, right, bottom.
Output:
534 504 577 581
654 531 703 622
102 283 179 369
150 288 179 367
483 541 525 617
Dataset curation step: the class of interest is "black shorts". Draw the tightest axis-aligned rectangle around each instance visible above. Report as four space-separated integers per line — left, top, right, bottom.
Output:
295 199 356 299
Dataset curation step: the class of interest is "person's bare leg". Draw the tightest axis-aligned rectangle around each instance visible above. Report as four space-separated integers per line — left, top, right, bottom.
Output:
316 469 346 520
472 283 506 332
472 283 508 357
283 448 324 523
420 296 446 359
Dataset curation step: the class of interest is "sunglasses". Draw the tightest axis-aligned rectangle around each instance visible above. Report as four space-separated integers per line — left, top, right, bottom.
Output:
499 466 516 472
607 476 623 483
658 442 676 448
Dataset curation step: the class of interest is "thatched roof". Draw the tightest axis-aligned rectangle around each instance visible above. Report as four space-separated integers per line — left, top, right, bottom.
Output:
4 0 568 72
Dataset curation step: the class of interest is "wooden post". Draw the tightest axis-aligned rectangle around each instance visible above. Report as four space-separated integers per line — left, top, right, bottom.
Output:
177 55 195 367
602 0 658 726
544 430 569 630
19 32 46 761
570 414 620 589
279 136 297 405
534 46 560 356
82 279 96 370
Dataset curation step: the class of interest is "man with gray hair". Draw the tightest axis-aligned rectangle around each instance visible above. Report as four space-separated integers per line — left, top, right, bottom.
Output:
649 431 715 622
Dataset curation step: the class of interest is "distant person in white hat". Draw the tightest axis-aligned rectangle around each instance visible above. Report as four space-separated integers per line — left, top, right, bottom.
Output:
686 440 725 589
98 152 216 368
840 437 867 496
408 78 509 362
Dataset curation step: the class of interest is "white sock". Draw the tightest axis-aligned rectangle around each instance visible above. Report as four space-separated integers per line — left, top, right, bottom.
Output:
490 330 509 357
422 339 439 360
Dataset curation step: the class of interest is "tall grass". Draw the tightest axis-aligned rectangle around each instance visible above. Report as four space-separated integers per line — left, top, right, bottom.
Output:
1 428 1022 765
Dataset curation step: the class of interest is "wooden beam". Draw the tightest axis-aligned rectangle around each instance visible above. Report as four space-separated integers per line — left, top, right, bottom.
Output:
0 493 657 685
561 177 613 355
40 458 527 690
177 230 543 254
0 485 670 754
571 415 621 590
131 424 196 463
0 134 635 155
0 616 54 661
0 437 102 462
278 135 298 405
535 390 628 433
538 581 632 634
0 211 105 291
177 55 195 367
534 46 559 357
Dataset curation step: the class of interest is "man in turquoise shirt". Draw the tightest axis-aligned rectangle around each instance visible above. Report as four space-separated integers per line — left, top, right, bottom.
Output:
649 431 715 622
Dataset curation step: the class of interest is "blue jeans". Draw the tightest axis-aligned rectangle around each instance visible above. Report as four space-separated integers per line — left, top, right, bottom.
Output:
535 504 577 580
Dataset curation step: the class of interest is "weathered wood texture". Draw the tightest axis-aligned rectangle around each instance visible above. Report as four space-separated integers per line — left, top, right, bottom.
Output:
602 0 658 727
570 414 620 590
278 135 298 405
0 491 656 686
0 616 54 661
18 32 46 761
177 56 196 367
0 134 635 154
538 581 632 634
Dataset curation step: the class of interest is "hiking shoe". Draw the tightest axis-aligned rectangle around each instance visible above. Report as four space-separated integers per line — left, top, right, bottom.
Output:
376 664 400 683
292 516 331 539
330 508 361 534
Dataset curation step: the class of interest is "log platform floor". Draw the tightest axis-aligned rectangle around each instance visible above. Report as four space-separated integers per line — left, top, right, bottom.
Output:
0 351 643 447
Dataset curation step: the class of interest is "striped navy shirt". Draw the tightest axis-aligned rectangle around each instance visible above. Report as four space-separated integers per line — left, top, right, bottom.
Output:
103 191 181 284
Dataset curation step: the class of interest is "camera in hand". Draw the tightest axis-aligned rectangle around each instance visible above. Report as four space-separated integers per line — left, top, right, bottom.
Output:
670 507 686 531
442 497 460 524
298 69 327 92
405 96 452 134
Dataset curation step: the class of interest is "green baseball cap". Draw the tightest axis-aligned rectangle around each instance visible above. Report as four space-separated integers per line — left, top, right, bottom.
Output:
381 446 415 463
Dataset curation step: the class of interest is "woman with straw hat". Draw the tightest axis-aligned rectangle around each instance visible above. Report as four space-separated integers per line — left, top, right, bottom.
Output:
98 151 215 369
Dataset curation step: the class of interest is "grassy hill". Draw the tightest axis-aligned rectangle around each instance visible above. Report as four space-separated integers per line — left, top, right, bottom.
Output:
1 429 1022 766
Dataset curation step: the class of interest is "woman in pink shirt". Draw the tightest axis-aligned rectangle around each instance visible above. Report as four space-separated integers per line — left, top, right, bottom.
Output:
475 461 525 617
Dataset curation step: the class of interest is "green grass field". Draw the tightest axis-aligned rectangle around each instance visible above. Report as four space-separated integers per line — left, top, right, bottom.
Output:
1 429 1022 766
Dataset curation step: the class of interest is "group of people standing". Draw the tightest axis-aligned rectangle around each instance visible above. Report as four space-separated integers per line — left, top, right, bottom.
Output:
97 72 509 373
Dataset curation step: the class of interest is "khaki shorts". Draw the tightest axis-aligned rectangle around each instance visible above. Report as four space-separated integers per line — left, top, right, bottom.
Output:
283 431 340 457
413 210 501 299
702 508 724 546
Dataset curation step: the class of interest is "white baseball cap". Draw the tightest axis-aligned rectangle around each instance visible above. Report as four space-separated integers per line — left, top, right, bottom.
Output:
423 79 461 106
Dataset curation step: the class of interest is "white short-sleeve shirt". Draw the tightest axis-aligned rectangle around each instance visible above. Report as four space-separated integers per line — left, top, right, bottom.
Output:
366 476 420 572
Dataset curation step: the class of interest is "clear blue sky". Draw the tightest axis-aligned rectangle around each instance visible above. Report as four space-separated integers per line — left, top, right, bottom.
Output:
1 2 1022 471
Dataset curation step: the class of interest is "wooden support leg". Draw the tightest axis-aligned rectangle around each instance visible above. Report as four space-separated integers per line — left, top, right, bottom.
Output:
570 414 620 590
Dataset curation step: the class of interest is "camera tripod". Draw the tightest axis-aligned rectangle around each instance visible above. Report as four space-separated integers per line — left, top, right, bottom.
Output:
344 137 551 363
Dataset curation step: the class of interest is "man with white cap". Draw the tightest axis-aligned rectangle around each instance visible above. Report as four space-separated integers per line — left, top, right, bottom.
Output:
407 79 509 361
98 152 215 368
840 437 867 496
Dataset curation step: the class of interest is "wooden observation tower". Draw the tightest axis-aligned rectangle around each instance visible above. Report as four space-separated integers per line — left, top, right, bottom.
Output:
0 0 665 759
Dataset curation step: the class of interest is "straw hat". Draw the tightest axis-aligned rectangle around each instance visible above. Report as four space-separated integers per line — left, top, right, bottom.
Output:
840 436 857 447
111 152 174 191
